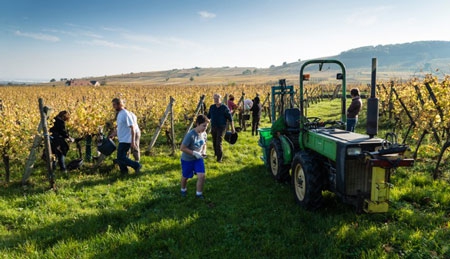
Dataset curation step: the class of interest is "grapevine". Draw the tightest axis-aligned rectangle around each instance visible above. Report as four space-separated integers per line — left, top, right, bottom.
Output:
0 84 270 180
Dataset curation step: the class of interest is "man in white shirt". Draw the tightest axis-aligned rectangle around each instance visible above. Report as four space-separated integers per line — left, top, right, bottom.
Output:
110 98 142 174
129 111 141 162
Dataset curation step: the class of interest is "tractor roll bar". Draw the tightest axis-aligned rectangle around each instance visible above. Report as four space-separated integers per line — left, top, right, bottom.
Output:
299 60 347 127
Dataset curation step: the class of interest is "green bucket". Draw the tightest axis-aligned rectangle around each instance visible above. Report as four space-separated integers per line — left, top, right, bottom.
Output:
258 128 272 147
260 146 271 167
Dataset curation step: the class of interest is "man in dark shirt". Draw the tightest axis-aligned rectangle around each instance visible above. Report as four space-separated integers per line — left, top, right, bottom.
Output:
208 93 236 162
346 88 362 132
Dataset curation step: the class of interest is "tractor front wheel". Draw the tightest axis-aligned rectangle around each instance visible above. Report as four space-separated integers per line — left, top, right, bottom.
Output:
291 152 323 210
269 139 289 181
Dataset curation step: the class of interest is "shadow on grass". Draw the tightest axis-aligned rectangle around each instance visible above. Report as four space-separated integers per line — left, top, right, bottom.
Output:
2 162 382 258
92 164 364 258
1 186 174 252
68 157 181 191
1 157 178 198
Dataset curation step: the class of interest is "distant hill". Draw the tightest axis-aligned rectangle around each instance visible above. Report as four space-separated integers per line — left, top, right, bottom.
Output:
59 40 450 86
335 41 450 71
268 41 450 78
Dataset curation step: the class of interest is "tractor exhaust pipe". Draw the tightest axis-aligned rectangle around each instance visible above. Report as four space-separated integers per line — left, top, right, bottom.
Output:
366 58 379 138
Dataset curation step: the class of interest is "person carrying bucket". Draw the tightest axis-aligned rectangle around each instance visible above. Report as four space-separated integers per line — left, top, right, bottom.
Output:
207 93 235 163
109 98 142 174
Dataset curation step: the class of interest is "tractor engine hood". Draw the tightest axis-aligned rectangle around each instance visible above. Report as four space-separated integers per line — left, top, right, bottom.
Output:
311 128 384 145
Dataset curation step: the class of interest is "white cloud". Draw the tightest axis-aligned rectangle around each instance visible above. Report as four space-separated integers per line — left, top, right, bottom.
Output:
65 23 80 28
43 28 103 39
78 39 151 52
198 11 216 19
81 31 103 39
102 26 128 33
85 39 123 48
122 34 162 44
14 30 60 42
123 33 201 49
43 28 77 37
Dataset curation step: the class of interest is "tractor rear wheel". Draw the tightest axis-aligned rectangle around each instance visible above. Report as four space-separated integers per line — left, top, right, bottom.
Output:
269 139 290 181
291 152 323 210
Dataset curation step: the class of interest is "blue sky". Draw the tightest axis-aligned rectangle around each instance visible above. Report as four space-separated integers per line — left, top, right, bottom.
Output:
1 0 450 81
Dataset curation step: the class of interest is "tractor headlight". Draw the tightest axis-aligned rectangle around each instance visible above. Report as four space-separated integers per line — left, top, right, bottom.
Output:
347 147 362 156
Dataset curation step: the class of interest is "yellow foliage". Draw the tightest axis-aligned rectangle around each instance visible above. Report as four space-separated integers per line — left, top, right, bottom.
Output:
0 84 269 160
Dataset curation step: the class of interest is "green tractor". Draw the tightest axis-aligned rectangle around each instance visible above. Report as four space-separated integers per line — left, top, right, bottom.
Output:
259 59 413 213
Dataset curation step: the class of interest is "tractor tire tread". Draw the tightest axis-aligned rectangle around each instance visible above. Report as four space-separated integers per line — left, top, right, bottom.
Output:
269 139 290 182
291 151 324 210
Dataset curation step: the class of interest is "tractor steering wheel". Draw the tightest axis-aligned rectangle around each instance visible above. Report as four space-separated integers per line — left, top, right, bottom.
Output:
336 121 345 126
323 120 345 129
334 120 345 127
306 117 321 123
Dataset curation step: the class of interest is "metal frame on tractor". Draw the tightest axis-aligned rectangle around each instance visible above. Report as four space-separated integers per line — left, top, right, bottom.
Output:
266 59 414 213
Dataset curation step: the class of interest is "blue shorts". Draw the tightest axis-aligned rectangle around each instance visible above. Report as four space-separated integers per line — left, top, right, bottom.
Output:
181 159 205 179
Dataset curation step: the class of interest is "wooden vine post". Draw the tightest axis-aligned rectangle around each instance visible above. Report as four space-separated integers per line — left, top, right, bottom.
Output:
388 82 394 120
22 127 43 185
390 80 449 180
146 96 176 155
434 140 450 180
236 92 245 107
237 92 246 131
170 96 176 155
223 94 228 105
185 95 206 134
391 87 415 144
22 98 55 189
261 92 270 119
0 99 10 183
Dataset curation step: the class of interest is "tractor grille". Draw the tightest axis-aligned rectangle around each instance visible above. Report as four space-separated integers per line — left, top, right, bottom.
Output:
345 159 371 196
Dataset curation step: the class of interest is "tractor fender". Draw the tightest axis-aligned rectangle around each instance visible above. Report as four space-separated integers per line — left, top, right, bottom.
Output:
279 135 293 165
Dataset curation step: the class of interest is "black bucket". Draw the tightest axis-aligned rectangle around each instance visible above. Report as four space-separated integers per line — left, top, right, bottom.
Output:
67 158 83 171
98 138 117 156
224 131 238 145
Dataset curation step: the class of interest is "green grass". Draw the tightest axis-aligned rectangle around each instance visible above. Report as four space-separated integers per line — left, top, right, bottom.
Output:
1 102 450 258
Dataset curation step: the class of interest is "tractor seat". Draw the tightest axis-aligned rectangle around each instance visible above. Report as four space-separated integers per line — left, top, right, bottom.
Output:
284 108 301 133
